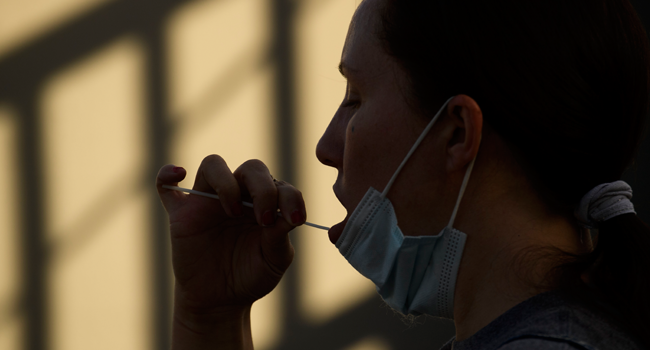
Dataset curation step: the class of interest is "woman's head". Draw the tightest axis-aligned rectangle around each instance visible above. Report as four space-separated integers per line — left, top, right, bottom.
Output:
319 0 650 344
317 0 488 245
379 0 650 323
380 0 650 215
318 0 650 243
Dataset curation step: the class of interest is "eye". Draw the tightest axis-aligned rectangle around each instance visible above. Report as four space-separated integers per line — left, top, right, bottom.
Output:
343 100 361 109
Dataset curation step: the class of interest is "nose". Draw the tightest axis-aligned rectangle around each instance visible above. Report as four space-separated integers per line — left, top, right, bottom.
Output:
316 107 346 169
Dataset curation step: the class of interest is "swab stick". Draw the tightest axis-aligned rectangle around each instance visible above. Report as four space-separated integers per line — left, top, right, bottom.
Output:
162 185 330 231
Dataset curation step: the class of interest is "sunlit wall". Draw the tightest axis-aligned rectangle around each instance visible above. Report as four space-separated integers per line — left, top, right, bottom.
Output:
0 0 385 349
42 37 151 350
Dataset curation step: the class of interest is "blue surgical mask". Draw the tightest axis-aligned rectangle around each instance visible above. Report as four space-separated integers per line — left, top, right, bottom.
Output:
335 96 478 318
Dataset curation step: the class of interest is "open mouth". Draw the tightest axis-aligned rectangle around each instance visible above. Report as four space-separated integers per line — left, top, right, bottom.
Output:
328 216 349 244
329 184 350 244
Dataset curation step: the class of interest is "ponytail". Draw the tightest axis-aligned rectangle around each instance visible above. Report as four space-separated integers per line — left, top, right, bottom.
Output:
589 214 650 347
552 213 650 348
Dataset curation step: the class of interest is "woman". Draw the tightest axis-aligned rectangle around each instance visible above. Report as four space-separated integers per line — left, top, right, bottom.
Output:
156 0 650 348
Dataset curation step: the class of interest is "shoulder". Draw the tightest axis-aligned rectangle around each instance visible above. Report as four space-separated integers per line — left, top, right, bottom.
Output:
497 337 589 350
495 290 642 350
447 289 643 350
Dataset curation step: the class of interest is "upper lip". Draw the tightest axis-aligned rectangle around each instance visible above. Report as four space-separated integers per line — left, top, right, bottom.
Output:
333 184 344 206
333 184 352 214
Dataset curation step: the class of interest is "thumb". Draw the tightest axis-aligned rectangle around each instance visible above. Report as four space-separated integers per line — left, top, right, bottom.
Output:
156 164 188 213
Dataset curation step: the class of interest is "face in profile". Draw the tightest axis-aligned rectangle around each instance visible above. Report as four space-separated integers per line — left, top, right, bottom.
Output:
317 0 453 244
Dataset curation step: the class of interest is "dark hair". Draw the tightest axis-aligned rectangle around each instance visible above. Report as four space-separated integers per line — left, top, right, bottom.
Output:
380 0 650 346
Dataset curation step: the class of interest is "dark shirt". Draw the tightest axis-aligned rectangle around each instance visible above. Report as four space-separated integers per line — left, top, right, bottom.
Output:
439 289 643 350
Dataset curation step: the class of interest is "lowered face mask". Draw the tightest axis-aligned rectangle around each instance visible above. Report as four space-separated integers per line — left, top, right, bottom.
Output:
335 96 478 318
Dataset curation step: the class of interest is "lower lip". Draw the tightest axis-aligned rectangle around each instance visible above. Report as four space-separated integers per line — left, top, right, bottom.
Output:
328 218 348 244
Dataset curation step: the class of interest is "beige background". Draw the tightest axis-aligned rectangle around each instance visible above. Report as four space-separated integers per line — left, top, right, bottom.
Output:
0 0 468 349
0 0 388 349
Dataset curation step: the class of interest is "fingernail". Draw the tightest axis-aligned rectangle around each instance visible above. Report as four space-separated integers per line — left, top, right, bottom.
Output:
232 202 243 217
262 210 275 226
173 166 184 173
291 210 304 225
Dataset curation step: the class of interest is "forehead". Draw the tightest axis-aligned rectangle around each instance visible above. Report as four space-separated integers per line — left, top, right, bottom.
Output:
340 0 387 78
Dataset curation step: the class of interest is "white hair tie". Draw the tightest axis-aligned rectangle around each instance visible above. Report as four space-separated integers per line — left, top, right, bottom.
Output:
575 180 636 229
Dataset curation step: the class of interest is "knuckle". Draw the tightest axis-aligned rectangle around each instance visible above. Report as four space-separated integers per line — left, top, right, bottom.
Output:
201 154 225 166
242 159 266 170
274 179 289 186
236 159 270 182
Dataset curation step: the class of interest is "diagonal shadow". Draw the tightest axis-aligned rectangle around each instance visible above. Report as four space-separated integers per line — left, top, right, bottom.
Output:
0 294 22 334
170 45 272 135
47 174 149 265
0 0 138 99
0 0 194 99
0 172 148 335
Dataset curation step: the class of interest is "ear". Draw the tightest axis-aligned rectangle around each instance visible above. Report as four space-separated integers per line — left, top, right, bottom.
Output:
445 94 483 173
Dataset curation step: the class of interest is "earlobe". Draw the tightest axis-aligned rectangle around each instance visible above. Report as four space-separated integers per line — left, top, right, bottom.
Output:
445 95 483 173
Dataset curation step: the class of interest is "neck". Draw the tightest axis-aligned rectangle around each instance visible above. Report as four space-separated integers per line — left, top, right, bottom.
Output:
451 177 582 341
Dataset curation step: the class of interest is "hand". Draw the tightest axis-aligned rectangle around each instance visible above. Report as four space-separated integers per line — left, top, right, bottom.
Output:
156 155 305 314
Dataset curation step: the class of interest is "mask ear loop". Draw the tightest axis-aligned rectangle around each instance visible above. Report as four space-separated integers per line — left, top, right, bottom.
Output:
381 96 455 198
447 150 479 229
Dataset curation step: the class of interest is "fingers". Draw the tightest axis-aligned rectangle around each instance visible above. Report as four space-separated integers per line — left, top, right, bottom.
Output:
194 157 300 277
275 180 306 226
234 160 278 227
193 155 243 217
233 160 306 228
156 164 188 213
259 186 303 275
165 156 306 229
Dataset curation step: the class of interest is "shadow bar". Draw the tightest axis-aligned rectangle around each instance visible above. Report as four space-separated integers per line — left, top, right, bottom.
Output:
16 93 48 350
270 0 302 330
0 0 190 349
137 0 191 349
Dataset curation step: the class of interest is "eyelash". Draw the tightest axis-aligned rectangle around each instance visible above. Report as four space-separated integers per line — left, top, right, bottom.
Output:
344 100 361 109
